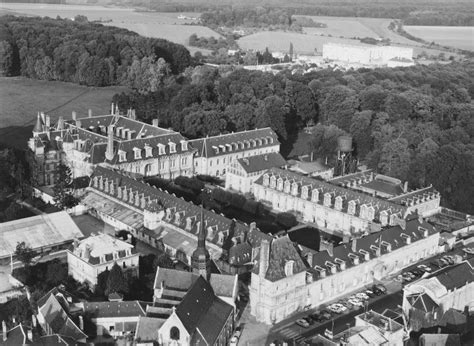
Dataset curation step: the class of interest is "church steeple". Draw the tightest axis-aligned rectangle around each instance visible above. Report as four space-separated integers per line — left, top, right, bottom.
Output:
191 206 211 281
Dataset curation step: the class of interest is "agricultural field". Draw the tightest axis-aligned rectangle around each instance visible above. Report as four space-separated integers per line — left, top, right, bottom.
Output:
0 77 128 148
0 3 220 55
404 26 474 51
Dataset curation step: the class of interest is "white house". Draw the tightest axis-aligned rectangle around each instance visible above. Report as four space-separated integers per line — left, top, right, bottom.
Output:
67 233 139 287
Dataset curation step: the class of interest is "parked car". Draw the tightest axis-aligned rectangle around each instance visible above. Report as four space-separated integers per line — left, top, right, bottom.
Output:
296 319 310 328
356 292 369 300
303 316 315 325
365 290 376 298
374 284 387 293
417 264 432 273
338 300 354 310
443 256 454 265
440 258 450 266
229 336 239 346
320 310 332 320
309 313 322 322
349 298 364 307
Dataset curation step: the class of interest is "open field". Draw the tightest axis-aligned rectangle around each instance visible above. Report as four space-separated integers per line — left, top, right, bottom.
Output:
0 77 128 148
0 3 219 55
404 26 474 51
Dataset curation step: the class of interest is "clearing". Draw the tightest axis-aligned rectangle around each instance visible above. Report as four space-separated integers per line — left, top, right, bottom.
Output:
404 26 474 51
0 77 128 148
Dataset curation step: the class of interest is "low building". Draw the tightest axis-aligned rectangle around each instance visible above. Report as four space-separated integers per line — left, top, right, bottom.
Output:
0 272 25 304
225 152 286 194
79 300 149 337
0 211 84 265
419 333 461 346
136 276 234 346
189 128 280 179
67 233 139 288
250 217 440 324
402 259 474 331
0 323 30 346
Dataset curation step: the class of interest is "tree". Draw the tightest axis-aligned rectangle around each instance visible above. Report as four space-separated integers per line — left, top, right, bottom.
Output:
46 260 68 285
106 263 129 296
153 254 174 269
53 163 78 210
350 110 373 159
378 138 411 181
310 124 347 163
320 85 359 131
15 242 35 267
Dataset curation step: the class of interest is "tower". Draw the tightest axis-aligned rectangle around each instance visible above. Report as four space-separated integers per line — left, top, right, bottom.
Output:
105 125 114 161
191 207 210 281
32 112 44 136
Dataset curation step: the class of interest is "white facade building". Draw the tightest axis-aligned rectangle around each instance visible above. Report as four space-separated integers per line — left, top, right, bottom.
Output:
189 128 280 179
322 43 414 67
250 217 440 324
67 233 139 287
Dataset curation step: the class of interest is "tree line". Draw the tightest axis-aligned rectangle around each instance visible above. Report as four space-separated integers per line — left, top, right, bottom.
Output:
113 62 474 215
0 16 192 87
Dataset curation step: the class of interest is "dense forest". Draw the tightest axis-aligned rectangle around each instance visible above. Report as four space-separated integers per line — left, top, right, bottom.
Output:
0 16 192 87
113 62 474 215
131 0 474 26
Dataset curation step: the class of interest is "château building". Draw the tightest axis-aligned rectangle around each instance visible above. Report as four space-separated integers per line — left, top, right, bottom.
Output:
250 217 440 324
28 107 195 185
252 167 440 236
189 128 280 178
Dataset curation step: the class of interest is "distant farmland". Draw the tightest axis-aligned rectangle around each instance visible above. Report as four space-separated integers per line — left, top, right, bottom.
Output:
404 26 474 51
0 4 220 55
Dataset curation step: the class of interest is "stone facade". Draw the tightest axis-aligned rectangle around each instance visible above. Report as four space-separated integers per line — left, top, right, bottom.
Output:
250 218 440 324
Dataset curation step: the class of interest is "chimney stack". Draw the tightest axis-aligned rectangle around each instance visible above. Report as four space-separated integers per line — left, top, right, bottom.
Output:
111 103 114 115
131 109 136 120
403 181 408 193
152 118 159 127
27 329 33 342
79 316 84 330
75 119 82 128
259 239 270 278
351 238 357 252
105 125 114 161
88 109 93 118
45 115 50 129
72 111 77 121
2 320 6 342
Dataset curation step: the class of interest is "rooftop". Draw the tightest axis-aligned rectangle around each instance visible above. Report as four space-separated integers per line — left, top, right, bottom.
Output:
72 233 134 259
236 152 286 174
0 211 84 259
82 301 149 319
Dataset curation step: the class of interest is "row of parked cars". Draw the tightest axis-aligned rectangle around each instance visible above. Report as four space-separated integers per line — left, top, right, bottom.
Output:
295 284 387 328
395 255 456 284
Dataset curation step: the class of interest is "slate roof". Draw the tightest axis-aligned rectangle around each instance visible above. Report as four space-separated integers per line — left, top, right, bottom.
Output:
407 293 439 312
89 166 268 249
31 334 82 346
38 293 86 341
253 235 308 282
189 127 279 158
83 301 149 319
389 186 438 205
360 179 404 197
0 324 28 346
134 316 165 342
175 276 233 345
153 267 237 299
439 308 467 327
236 152 286 174
434 261 474 291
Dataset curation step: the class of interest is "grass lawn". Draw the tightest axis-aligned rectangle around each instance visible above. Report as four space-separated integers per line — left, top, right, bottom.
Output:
0 77 128 148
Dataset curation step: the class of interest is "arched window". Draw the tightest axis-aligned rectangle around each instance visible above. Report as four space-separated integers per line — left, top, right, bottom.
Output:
170 327 180 340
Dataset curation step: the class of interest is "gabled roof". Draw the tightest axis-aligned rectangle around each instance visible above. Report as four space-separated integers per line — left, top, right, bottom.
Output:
38 293 86 341
236 152 286 174
83 301 149 319
407 292 439 312
189 127 279 158
175 276 233 345
439 308 467 327
134 316 166 343
209 274 237 298
434 262 474 291
31 334 83 346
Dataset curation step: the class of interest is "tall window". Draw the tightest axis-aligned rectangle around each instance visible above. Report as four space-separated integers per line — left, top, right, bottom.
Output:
170 327 180 340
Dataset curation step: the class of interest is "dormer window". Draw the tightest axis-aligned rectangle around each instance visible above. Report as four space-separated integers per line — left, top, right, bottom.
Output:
270 176 276 188
133 147 142 159
325 261 337 274
311 189 319 203
219 144 225 153
359 249 370 261
381 241 392 252
348 200 357 215
277 178 284 191
315 265 326 278
226 143 232 151
169 142 176 154
419 226 429 238
263 174 270 187
245 140 250 148
181 140 188 151
250 139 256 147
370 245 380 257
268 137 273 144
118 150 126 162
380 211 389 226
349 253 360 265
217 231 225 246
256 138 262 146
367 206 375 221
335 258 346 270
401 233 411 244
301 186 309 200
158 143 166 155
262 138 268 145
291 182 299 196
284 260 295 277
284 180 291 194
145 145 153 158
324 193 332 207
212 145 219 154
360 204 368 218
